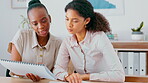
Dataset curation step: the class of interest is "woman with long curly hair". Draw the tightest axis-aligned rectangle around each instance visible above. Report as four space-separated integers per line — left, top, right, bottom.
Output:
53 0 125 83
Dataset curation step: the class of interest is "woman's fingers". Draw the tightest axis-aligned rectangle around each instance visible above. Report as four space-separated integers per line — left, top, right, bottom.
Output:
26 73 33 80
30 73 37 82
26 73 41 82
76 73 82 83
65 74 72 83
35 75 41 81
72 73 78 83
66 73 82 83
69 75 75 83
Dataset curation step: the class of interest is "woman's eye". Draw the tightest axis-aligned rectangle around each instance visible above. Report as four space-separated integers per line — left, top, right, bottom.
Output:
33 23 38 26
42 19 47 23
65 18 69 21
73 20 78 23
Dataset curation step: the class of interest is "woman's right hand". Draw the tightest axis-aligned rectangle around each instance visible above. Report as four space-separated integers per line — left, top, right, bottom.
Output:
65 73 82 83
26 73 41 82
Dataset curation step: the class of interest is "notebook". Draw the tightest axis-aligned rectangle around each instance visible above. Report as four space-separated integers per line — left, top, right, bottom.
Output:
0 59 57 80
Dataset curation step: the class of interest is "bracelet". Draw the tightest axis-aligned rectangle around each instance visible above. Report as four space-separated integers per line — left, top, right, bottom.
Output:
9 72 15 77
9 73 19 78
64 74 69 81
9 72 24 78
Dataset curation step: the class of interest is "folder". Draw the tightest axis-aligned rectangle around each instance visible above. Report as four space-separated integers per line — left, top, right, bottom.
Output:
118 52 128 75
128 52 134 75
0 59 57 80
133 52 140 75
140 52 147 75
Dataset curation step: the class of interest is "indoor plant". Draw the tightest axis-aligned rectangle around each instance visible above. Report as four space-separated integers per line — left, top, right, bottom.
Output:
18 15 30 29
131 21 144 41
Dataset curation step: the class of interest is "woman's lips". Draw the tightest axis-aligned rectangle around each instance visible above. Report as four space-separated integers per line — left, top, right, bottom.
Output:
68 29 73 32
40 30 47 35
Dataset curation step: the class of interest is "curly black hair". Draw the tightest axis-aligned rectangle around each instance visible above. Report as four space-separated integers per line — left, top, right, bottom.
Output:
65 0 111 32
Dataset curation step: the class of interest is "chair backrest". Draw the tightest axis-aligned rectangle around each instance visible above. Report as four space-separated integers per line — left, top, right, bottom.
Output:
6 43 12 77
6 69 11 77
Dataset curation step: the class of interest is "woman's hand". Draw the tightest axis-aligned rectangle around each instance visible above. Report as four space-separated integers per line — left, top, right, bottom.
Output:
65 73 82 83
9 72 25 78
26 73 41 82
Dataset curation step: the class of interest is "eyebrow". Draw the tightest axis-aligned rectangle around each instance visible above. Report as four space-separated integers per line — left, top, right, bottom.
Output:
65 16 79 20
31 17 47 24
41 17 47 20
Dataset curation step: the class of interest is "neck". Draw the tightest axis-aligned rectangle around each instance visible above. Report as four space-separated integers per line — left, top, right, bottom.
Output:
76 30 86 42
37 33 49 46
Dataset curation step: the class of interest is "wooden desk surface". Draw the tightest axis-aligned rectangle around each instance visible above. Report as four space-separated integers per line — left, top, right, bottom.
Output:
0 77 129 83
0 77 49 83
0 77 114 83
1 77 147 83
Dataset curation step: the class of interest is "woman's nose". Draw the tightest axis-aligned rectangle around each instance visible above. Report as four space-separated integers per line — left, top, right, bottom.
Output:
68 21 72 28
38 23 44 29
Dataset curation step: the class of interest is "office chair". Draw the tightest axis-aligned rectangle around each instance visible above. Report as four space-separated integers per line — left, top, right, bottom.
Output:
6 69 11 77
6 43 11 77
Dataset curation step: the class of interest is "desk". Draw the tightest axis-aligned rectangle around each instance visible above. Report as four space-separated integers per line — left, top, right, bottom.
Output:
1 77 148 83
0 77 49 83
0 77 133 83
0 77 110 83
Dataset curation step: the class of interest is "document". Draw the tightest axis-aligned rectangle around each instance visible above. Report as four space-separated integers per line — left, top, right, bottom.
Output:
0 59 57 80
49 81 90 83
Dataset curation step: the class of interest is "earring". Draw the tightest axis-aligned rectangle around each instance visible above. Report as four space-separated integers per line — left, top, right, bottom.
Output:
85 25 87 28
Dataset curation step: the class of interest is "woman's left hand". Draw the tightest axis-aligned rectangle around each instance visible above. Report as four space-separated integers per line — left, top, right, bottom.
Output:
65 73 82 83
26 73 41 82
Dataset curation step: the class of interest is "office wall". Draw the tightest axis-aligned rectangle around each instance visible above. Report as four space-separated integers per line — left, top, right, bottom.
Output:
0 0 148 76
0 0 26 76
107 0 148 40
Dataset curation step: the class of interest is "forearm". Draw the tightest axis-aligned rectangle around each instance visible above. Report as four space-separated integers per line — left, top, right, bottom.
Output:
11 44 22 61
53 65 68 81
9 71 25 78
90 70 125 82
81 74 90 80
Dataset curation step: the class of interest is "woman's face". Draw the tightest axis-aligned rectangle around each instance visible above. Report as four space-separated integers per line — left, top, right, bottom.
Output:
65 9 90 34
28 7 51 37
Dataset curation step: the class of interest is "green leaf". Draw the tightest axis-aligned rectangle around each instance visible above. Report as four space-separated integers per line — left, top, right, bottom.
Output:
131 21 144 32
18 15 30 28
136 21 144 31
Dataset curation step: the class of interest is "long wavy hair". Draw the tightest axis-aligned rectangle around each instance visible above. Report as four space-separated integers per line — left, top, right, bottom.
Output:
65 0 111 32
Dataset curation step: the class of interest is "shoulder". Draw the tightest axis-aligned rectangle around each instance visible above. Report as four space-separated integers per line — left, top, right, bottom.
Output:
92 31 112 48
90 31 110 45
13 29 33 40
62 35 72 44
90 31 107 39
16 29 34 36
50 34 62 44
